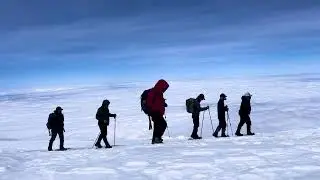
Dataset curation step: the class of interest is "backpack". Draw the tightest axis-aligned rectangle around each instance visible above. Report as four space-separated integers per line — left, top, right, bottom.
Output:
141 89 152 115
186 98 196 113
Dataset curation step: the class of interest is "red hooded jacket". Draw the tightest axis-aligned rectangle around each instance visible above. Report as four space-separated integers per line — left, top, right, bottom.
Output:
147 79 169 116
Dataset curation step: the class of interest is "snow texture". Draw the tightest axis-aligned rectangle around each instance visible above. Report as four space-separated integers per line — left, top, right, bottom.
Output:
1 75 320 180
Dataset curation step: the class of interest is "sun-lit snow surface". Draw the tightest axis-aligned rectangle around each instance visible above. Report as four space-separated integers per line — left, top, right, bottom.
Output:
1 75 320 180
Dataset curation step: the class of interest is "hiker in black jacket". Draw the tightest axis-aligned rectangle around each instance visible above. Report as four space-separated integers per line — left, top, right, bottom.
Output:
191 94 209 139
47 106 66 151
235 92 255 136
95 100 117 148
213 93 229 137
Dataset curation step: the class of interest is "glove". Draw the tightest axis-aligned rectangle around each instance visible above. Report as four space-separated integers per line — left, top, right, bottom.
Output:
205 106 209 110
63 128 65 132
164 103 168 107
113 114 117 119
225 106 229 111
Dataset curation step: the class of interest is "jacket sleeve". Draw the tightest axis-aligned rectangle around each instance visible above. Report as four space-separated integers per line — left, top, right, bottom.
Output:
195 101 207 113
108 113 116 118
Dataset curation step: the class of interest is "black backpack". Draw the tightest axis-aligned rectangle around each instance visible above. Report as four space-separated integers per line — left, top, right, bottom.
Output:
186 98 196 113
141 89 151 115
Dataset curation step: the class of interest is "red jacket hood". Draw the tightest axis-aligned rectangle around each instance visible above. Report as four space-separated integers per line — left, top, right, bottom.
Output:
154 79 169 93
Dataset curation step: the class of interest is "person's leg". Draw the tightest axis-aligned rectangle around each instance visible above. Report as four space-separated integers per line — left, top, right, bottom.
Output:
58 131 65 149
95 123 104 147
101 126 111 147
152 114 161 143
246 117 254 135
220 120 227 137
48 131 57 151
236 117 246 136
191 115 200 137
159 117 167 138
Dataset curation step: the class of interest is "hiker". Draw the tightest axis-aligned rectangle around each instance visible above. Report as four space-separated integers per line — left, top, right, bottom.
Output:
213 93 228 137
188 94 209 139
147 79 169 144
95 99 117 148
47 106 66 151
235 92 255 136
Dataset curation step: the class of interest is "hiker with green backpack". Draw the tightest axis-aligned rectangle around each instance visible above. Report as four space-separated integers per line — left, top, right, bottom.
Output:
186 94 209 139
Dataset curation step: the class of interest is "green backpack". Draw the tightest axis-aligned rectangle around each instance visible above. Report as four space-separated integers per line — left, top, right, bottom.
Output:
186 98 196 113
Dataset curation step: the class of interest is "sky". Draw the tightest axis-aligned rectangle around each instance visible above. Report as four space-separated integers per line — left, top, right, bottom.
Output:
0 0 320 88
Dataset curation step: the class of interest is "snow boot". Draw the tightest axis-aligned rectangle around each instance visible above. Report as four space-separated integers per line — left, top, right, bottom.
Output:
235 132 243 136
105 144 112 149
221 134 229 137
247 132 255 136
152 137 163 144
48 146 53 151
213 133 218 138
59 147 68 151
191 135 202 139
95 143 103 148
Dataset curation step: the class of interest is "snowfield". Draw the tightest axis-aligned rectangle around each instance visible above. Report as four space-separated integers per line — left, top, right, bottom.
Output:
1 75 320 180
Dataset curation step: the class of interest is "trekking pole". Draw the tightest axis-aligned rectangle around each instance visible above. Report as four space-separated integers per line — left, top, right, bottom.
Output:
227 111 234 136
200 110 206 137
92 132 100 148
164 115 171 138
113 117 117 146
167 125 171 138
208 107 214 133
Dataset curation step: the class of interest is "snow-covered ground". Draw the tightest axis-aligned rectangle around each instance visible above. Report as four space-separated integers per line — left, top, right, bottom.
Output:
1 75 320 180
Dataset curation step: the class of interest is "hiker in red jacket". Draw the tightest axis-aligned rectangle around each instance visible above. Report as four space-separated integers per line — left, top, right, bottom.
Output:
147 79 169 144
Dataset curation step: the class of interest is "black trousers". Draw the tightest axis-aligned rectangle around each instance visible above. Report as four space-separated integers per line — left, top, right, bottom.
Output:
213 119 227 136
151 113 167 140
96 122 110 146
49 130 64 148
191 114 200 137
236 115 252 133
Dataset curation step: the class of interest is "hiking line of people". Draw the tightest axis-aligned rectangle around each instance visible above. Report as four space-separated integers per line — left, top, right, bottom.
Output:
46 79 254 151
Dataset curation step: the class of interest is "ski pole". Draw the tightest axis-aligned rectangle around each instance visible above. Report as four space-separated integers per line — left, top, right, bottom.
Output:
208 107 214 133
92 132 100 148
113 117 116 146
200 110 206 137
227 111 234 136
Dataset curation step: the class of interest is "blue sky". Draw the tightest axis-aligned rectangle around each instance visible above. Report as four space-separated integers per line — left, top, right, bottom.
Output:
0 0 320 88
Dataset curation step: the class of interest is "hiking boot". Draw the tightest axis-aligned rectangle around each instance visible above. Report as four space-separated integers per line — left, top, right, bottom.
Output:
152 137 163 144
105 144 112 149
212 133 218 138
48 146 53 151
191 135 202 139
235 132 243 136
247 132 255 136
59 147 68 151
95 144 103 148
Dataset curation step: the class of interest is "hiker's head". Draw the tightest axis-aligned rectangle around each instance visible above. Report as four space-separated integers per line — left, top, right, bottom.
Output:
242 92 252 100
197 94 205 101
55 106 63 114
154 79 169 93
220 93 227 100
102 99 110 107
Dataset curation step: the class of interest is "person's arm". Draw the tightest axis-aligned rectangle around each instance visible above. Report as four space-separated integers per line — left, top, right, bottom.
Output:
108 113 116 118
